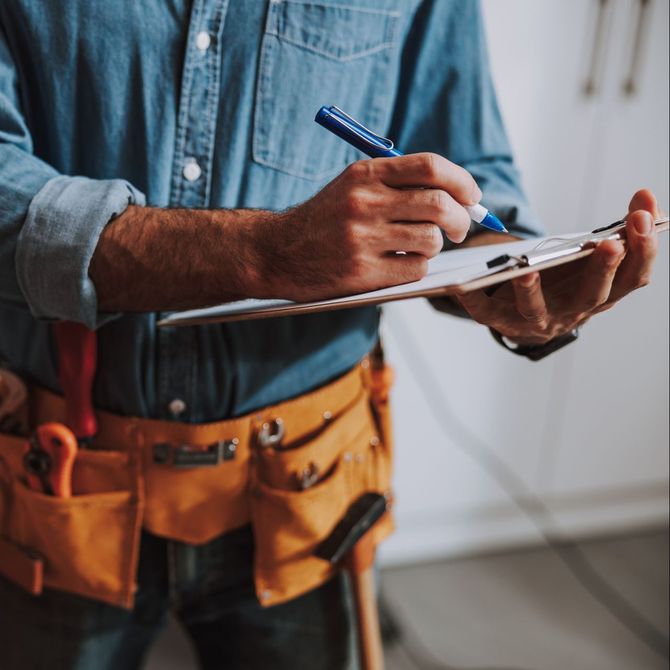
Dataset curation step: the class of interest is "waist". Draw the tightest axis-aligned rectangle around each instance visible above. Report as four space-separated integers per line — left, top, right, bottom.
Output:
30 358 372 455
1 307 379 420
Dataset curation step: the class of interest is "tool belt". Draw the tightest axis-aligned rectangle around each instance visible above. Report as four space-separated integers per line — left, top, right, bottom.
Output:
0 358 395 609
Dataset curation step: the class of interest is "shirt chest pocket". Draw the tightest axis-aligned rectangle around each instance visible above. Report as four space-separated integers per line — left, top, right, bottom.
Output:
253 0 402 181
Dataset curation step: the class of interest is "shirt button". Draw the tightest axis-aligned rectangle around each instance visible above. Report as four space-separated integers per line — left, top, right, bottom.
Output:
196 31 211 52
183 159 202 182
168 398 187 417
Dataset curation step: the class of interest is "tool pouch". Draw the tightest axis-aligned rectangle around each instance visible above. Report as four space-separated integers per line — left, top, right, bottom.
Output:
250 360 395 607
0 432 143 608
0 358 394 610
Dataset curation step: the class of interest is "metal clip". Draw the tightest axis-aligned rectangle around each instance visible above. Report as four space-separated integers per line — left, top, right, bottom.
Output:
257 418 285 449
152 439 238 468
326 106 395 153
297 462 321 490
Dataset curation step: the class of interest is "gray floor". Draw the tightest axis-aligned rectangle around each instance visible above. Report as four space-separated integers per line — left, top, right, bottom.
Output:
146 528 669 670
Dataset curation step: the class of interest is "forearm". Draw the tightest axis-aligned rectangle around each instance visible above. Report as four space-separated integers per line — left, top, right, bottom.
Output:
90 205 272 312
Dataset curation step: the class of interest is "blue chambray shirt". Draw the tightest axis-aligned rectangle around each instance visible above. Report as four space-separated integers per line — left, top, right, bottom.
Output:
0 0 541 422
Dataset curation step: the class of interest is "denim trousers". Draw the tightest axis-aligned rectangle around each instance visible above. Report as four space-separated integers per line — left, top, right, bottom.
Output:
0 526 354 670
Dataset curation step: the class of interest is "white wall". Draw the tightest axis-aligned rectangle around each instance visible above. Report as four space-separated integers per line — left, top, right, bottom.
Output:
380 0 669 565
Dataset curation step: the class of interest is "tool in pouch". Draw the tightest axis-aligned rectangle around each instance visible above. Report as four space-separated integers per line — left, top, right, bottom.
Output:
23 423 78 497
255 415 326 491
23 322 98 496
316 493 389 670
253 343 390 494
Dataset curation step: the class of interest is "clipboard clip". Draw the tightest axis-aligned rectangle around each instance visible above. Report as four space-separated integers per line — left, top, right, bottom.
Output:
486 253 526 270
485 215 667 270
486 245 582 270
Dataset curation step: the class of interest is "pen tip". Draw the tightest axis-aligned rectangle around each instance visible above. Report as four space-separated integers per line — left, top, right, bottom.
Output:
480 211 508 234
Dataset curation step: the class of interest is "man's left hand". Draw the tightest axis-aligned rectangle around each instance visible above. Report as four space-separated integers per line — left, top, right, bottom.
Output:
455 189 661 345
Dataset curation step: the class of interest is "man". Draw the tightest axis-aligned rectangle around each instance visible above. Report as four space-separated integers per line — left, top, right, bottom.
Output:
0 1 659 669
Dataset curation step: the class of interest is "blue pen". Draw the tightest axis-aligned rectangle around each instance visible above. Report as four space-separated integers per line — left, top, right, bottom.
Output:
315 105 508 234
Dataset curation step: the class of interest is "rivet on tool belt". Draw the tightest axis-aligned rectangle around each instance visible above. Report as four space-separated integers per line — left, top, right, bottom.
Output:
152 439 238 467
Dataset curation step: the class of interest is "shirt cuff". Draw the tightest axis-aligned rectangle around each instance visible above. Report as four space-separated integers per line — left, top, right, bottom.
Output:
16 175 146 329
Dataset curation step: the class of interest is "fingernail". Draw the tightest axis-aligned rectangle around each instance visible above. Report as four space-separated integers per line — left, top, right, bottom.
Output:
634 211 652 235
471 183 483 204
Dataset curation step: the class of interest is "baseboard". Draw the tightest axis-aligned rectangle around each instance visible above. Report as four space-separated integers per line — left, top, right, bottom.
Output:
378 480 669 566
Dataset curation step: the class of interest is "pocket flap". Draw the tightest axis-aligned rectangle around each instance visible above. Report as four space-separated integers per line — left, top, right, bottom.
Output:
0 535 44 596
272 1 401 61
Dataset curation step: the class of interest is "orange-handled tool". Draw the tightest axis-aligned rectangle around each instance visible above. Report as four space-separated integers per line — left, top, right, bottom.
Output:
24 423 78 497
52 322 98 444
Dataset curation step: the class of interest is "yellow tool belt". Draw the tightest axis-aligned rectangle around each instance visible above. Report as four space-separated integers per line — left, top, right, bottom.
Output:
0 358 395 609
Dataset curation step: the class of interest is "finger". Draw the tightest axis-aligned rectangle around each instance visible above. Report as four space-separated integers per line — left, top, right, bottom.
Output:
511 272 548 328
382 223 443 258
385 187 471 243
380 253 429 285
570 239 625 313
455 289 504 326
458 287 552 342
373 153 481 205
627 188 660 219
607 209 658 304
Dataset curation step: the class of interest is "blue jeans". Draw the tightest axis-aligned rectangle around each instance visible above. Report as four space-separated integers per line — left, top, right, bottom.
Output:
0 526 354 670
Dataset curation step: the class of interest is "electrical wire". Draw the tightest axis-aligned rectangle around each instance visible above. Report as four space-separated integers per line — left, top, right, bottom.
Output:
383 314 669 665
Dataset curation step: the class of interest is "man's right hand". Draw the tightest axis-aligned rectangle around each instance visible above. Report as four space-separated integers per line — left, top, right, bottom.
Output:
251 153 481 302
91 153 480 312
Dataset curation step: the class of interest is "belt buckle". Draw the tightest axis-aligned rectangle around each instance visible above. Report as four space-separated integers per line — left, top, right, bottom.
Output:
152 439 238 467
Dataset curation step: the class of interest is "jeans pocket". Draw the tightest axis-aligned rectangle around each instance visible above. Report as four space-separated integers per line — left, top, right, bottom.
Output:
253 0 402 180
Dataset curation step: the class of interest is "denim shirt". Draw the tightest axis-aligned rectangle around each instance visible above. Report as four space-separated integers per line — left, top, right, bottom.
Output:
0 0 541 422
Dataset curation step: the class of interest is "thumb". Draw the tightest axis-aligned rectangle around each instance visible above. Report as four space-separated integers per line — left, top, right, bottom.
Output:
628 188 660 219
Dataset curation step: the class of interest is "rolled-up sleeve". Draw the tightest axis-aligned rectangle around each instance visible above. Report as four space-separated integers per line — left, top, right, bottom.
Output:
0 25 144 330
15 176 145 328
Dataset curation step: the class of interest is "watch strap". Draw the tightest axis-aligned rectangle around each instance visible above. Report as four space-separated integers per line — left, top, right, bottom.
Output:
490 328 579 361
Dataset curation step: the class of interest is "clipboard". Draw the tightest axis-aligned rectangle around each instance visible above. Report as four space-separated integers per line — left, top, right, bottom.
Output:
158 217 669 327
